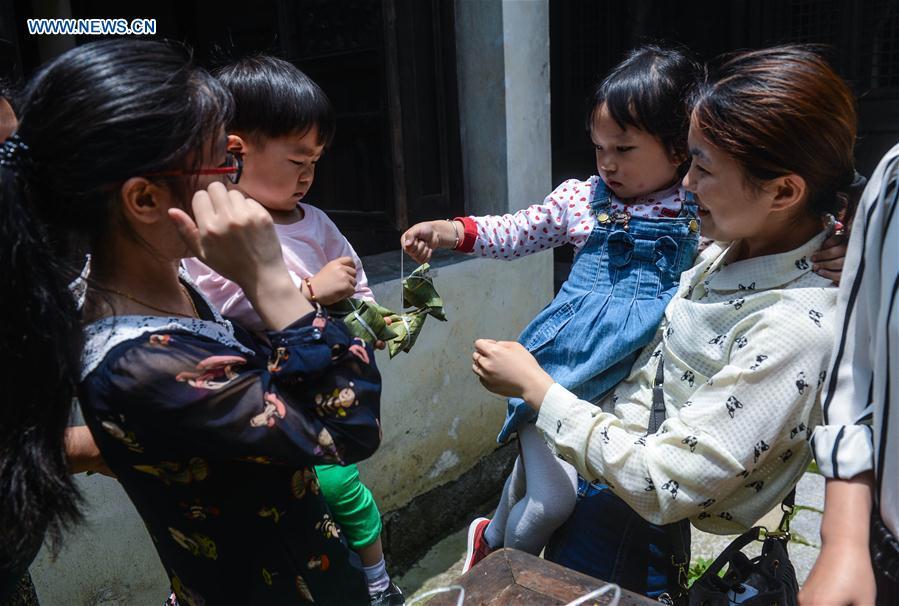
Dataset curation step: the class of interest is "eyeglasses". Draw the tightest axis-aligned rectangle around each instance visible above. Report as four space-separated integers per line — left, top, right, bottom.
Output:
146 152 242 184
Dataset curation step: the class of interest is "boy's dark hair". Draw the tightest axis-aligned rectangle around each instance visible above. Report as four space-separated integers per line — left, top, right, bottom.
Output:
216 55 335 146
588 44 703 164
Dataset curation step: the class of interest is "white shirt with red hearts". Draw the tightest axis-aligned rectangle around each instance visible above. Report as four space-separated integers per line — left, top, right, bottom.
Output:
457 176 685 259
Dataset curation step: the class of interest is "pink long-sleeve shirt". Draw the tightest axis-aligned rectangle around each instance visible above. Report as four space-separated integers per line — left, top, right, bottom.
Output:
457 176 686 259
184 203 373 332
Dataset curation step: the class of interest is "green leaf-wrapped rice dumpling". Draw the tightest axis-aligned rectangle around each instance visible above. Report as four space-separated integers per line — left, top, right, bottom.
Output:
328 263 445 357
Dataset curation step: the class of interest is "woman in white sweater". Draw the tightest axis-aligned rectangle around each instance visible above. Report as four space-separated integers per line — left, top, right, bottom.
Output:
471 46 861 599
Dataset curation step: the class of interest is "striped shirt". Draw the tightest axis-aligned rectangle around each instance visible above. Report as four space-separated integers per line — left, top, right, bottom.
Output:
812 143 899 537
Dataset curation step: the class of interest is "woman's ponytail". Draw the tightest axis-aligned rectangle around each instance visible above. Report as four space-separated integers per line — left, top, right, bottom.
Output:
0 38 233 572
0 140 83 567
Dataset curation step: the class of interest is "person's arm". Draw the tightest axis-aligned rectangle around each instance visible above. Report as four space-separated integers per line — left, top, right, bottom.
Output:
799 154 899 604
65 425 114 476
89 311 381 467
401 178 594 263
810 175 881 483
147 183 379 464
474 307 831 526
799 473 876 606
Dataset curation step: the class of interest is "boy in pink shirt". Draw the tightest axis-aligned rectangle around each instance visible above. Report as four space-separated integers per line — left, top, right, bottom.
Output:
183 56 402 606
187 198 374 332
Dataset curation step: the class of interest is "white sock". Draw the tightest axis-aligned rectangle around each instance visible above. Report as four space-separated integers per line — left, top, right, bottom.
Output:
363 557 390 595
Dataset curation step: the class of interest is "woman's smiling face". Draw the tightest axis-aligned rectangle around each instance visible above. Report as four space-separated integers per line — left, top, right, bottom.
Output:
682 121 773 242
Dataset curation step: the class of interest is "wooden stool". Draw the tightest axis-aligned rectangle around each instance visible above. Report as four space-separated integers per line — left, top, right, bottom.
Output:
425 548 659 605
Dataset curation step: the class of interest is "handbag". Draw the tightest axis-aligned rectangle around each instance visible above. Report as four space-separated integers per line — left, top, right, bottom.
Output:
871 508 899 583
676 495 799 606
647 354 800 606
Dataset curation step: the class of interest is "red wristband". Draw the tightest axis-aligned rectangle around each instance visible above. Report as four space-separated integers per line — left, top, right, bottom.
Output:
453 216 478 252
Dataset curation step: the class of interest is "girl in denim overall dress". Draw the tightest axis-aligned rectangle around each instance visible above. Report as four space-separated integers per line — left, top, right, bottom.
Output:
404 44 703 566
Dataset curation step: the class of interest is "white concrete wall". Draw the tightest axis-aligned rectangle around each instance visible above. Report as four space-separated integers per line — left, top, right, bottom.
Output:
502 0 551 212
359 255 551 512
359 0 553 512
30 2 552 603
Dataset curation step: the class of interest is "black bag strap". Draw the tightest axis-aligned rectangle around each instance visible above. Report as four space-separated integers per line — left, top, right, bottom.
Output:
782 485 795 510
645 355 691 601
647 353 666 435
696 527 763 589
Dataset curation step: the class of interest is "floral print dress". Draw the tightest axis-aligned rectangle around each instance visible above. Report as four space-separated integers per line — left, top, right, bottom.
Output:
77 282 381 606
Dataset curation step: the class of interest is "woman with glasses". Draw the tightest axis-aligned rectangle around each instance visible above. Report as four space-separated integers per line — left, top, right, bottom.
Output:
1 39 381 605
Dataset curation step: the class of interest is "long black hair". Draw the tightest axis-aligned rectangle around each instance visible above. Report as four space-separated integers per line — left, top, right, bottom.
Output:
0 39 232 572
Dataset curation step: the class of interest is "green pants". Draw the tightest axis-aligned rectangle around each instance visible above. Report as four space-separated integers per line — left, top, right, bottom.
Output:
315 463 382 550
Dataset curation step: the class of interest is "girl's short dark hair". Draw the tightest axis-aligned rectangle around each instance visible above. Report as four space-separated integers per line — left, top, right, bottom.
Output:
589 44 703 163
216 55 335 147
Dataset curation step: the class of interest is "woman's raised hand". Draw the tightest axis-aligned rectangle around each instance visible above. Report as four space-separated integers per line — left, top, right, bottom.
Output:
169 182 313 329
169 182 283 287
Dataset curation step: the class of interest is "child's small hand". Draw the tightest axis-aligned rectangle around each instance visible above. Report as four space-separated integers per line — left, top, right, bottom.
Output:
811 233 848 285
401 221 441 263
472 339 554 409
308 257 357 305
401 220 462 264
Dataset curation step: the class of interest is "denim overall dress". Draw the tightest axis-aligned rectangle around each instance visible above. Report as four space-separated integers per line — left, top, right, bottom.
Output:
497 178 700 442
